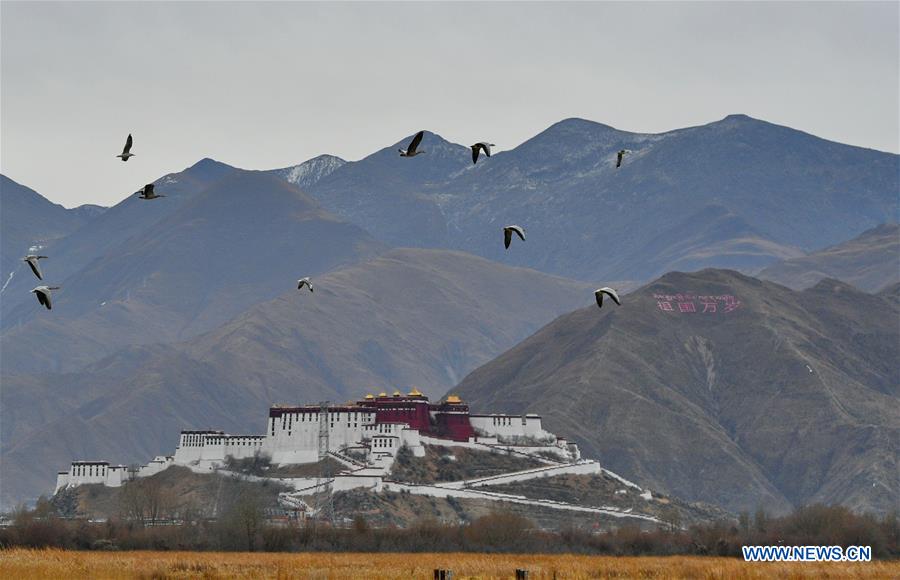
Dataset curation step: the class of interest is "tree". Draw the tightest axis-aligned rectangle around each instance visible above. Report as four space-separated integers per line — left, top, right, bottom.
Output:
754 506 768 536
660 505 682 532
117 476 174 524
738 511 751 538
464 512 534 551
218 488 267 551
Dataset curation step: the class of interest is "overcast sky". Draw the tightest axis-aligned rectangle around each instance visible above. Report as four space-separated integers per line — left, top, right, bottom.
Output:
2 1 898 207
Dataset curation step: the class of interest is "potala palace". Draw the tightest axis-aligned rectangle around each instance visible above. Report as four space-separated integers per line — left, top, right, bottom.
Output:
54 390 585 494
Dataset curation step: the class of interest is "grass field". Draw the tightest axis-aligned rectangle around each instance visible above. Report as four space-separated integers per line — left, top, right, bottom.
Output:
1 549 897 579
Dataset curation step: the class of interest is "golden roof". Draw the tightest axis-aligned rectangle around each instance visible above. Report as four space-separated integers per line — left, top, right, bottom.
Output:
446 395 462 404
364 394 374 400
409 387 423 396
393 390 402 396
378 392 388 397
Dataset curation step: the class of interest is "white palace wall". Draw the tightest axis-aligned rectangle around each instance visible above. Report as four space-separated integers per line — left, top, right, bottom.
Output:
55 461 127 493
263 409 376 465
469 414 554 442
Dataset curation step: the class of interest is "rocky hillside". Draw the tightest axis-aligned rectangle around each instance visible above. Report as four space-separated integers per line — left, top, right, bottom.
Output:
453 269 899 515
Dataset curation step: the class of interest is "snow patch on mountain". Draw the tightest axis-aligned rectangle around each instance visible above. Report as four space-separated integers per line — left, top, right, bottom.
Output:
273 154 347 190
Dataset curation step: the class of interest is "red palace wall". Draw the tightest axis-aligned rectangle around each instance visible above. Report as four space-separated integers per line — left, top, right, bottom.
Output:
273 393 477 443
432 411 475 441
369 401 431 432
361 395 477 442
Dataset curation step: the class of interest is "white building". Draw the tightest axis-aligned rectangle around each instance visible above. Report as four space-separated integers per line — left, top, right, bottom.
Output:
469 413 555 443
138 455 175 478
55 461 128 493
53 391 579 493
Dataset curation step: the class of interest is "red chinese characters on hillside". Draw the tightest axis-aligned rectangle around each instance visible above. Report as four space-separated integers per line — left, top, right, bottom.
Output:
654 293 741 314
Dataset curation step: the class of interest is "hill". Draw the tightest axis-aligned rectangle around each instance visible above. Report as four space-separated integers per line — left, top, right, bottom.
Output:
0 175 104 298
305 131 469 248
0 165 384 374
453 269 899 515
295 115 898 282
758 223 899 292
51 452 725 531
0 159 236 319
0 249 594 508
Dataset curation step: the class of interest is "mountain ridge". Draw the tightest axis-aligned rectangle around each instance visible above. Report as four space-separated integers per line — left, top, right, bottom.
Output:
758 223 899 292
288 114 898 282
0 167 385 374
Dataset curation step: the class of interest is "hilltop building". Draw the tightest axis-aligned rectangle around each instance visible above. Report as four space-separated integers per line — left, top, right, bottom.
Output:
54 391 578 494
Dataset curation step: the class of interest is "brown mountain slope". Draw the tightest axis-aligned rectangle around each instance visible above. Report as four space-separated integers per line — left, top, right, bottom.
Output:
453 269 899 515
758 223 899 292
0 249 595 508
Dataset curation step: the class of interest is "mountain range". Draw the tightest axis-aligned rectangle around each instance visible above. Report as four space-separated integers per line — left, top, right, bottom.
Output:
0 114 897 512
758 223 899 292
297 115 898 282
1 161 383 374
0 175 106 297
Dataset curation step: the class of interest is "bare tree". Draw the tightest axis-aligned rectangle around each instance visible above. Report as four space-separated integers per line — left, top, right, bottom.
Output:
218 487 267 551
117 477 174 525
118 481 147 523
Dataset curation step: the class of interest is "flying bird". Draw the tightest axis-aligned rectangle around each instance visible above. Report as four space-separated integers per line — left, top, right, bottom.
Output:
399 131 425 157
503 225 525 249
806 364 814 373
136 184 164 200
117 134 135 161
31 285 60 310
470 142 495 165
615 149 631 168
22 255 48 280
594 287 621 308
297 277 314 292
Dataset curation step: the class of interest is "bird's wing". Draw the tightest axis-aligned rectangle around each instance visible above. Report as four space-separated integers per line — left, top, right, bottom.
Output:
480 143 492 157
26 259 43 280
471 146 479 165
599 287 621 305
513 226 525 241
123 134 133 154
35 290 49 309
504 229 512 249
145 184 154 195
595 291 604 308
408 131 424 153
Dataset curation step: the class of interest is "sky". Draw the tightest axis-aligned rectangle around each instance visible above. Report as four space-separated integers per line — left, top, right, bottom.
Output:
1 1 898 207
